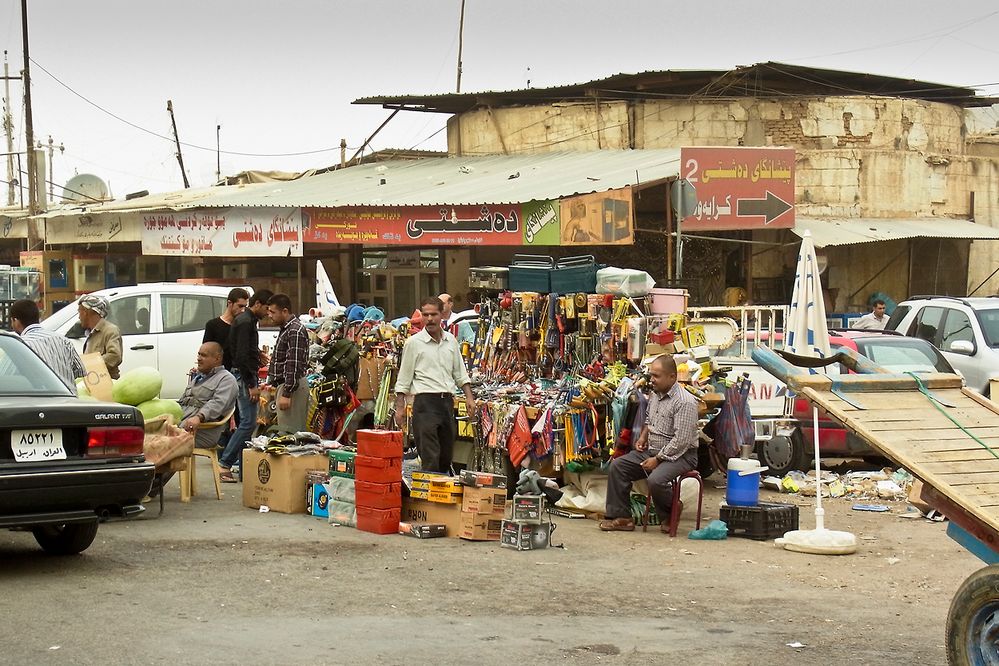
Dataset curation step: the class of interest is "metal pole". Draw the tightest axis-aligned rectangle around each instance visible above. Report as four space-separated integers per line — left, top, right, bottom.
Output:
20 0 38 215
167 100 190 188
455 0 466 93
347 109 400 165
215 124 221 182
3 51 16 206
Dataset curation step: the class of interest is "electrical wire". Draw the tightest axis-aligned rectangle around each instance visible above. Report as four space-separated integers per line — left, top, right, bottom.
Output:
29 58 342 158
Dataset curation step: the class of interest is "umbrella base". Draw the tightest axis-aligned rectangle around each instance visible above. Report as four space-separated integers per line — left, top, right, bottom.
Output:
776 528 858 555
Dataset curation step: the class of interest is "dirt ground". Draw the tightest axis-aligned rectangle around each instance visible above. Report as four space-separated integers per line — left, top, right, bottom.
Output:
0 461 982 665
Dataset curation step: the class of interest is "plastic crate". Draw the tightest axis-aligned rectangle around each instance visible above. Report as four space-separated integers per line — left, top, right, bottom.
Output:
719 502 799 541
508 255 597 294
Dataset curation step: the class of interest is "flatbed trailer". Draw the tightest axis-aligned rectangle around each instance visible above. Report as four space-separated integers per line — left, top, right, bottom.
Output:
753 345 999 665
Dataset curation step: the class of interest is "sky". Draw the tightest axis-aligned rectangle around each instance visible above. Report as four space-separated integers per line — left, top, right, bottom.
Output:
1 0 998 201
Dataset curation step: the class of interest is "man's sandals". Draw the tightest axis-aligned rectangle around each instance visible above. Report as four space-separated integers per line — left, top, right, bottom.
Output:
219 469 238 483
598 517 635 532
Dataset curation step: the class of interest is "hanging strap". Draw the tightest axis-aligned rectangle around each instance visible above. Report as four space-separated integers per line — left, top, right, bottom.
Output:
906 372 999 461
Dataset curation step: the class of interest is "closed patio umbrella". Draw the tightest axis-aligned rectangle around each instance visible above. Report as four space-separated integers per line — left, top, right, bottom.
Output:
778 230 857 555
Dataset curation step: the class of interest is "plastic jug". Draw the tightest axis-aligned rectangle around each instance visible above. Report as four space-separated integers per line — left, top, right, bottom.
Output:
726 452 762 507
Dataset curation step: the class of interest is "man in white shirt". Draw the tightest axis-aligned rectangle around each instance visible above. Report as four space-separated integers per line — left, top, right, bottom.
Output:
852 299 888 331
394 297 476 473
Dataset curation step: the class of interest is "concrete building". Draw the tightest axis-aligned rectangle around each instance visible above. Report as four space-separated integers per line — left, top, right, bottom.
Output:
357 62 999 310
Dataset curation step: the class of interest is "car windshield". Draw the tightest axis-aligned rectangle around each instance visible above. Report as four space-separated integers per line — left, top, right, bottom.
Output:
974 307 999 348
854 338 953 374
0 336 74 396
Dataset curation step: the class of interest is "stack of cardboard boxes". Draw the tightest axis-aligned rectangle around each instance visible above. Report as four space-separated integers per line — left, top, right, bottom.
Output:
458 471 507 541
401 470 507 540
501 494 551 551
354 430 403 535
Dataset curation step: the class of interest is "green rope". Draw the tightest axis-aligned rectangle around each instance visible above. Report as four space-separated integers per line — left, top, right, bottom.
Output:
905 371 999 461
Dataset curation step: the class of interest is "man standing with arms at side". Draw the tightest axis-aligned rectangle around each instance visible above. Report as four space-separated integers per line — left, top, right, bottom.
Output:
10 299 84 389
394 296 476 473
852 299 888 331
599 354 699 533
78 294 123 379
218 289 272 478
204 287 249 369
268 293 310 433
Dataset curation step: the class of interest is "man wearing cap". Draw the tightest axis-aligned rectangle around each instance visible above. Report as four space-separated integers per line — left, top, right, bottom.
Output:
78 294 123 379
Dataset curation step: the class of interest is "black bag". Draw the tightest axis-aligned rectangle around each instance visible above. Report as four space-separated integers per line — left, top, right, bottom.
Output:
315 376 351 408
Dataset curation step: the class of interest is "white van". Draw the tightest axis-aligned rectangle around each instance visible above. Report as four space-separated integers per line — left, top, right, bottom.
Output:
41 283 278 399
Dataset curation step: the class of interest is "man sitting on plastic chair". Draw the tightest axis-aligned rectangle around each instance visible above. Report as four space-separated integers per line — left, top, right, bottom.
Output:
149 342 237 495
600 354 699 533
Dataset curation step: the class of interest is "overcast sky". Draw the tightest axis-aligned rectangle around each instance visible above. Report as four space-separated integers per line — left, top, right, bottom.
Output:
2 0 997 200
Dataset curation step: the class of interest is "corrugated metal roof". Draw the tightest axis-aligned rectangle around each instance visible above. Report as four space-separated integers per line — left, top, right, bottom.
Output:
793 217 999 248
43 150 682 215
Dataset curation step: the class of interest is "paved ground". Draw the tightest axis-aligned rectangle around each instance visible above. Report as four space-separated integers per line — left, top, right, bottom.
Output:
0 462 981 665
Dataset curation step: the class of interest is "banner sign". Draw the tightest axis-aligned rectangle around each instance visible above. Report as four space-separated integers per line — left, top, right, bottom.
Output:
45 212 142 245
304 202 561 246
559 188 634 245
679 147 795 231
141 208 303 256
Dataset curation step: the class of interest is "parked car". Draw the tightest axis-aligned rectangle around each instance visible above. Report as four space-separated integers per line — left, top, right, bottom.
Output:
719 328 957 475
0 331 154 554
884 295 999 395
40 283 278 399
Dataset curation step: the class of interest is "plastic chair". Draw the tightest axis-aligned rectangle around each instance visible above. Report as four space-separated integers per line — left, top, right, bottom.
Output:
178 409 235 502
639 470 704 537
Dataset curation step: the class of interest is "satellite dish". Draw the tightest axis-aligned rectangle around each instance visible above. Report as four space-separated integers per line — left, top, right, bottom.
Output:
62 173 110 203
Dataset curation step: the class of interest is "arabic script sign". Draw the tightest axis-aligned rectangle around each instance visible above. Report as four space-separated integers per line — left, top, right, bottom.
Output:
303 204 550 246
679 147 795 231
140 208 303 257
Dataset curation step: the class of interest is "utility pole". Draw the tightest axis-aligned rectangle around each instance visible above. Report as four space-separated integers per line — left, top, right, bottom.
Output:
36 135 63 202
20 0 38 215
455 0 466 93
166 100 190 188
340 138 346 168
2 51 20 206
215 123 221 182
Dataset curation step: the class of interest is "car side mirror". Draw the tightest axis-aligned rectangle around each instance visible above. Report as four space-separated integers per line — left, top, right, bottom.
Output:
66 322 85 339
949 340 975 355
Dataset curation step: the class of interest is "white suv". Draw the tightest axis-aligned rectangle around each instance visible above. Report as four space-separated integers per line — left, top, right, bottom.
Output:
40 283 276 399
885 296 999 395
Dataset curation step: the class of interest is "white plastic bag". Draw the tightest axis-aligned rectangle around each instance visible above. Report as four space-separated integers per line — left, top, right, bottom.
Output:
596 267 656 297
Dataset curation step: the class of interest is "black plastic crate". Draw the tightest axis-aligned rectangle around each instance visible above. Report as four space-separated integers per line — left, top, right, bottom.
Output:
720 502 799 541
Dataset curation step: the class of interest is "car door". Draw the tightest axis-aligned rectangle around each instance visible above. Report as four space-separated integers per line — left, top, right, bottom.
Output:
158 293 227 399
64 294 156 383
938 307 985 391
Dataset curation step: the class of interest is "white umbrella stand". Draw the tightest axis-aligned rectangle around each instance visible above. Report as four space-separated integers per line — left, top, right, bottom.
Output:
775 231 858 556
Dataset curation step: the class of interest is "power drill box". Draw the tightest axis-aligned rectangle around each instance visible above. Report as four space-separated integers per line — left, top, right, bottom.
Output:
500 519 550 551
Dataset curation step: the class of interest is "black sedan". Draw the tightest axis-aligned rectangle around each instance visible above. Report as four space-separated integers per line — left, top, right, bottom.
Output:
0 332 155 555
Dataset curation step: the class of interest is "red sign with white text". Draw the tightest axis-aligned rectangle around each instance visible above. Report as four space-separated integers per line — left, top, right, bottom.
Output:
303 205 526 246
679 147 795 230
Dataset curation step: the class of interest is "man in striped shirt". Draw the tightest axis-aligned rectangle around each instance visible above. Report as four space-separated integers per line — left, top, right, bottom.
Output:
10 299 84 390
600 354 700 532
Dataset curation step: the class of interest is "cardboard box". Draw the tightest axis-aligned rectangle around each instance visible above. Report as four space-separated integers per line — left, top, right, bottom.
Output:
311 483 331 518
356 356 388 401
908 479 932 514
501 519 550 550
328 449 356 478
461 486 507 516
242 450 330 514
458 511 503 541
428 488 463 504
512 494 545 524
402 497 462 538
399 522 447 539
459 470 507 489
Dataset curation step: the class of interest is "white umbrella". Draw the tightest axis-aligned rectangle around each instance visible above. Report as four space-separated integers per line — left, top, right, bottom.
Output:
778 230 857 555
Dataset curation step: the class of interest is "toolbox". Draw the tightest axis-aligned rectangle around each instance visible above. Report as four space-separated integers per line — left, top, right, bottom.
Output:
468 266 510 290
354 480 402 509
719 502 799 541
356 429 404 459
354 455 402 484
500 519 551 551
328 449 357 479
511 494 545 524
508 255 598 294
356 506 401 535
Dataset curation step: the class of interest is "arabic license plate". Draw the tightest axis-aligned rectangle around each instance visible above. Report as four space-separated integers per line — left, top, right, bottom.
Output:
11 429 66 462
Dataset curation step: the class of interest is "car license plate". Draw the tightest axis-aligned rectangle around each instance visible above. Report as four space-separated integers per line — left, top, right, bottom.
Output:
11 429 66 462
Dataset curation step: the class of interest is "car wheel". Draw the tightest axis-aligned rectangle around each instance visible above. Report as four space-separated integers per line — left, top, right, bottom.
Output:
32 521 100 555
946 565 999 665
756 430 810 477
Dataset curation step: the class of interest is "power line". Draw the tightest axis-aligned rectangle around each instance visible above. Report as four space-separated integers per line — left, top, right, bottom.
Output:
29 58 342 158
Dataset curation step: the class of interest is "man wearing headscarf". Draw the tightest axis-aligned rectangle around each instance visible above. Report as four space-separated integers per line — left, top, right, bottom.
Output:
78 294 124 379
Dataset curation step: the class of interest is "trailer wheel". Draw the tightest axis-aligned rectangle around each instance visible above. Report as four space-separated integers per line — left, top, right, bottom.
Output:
946 564 999 665
756 429 810 478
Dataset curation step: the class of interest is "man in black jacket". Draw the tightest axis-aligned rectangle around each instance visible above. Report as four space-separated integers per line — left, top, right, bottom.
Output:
203 287 249 369
218 289 272 478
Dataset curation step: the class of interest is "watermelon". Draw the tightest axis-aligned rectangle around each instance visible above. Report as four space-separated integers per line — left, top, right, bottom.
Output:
76 380 91 398
136 398 184 424
112 367 163 406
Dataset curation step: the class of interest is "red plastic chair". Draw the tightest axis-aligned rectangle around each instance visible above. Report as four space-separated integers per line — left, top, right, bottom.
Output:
641 470 704 537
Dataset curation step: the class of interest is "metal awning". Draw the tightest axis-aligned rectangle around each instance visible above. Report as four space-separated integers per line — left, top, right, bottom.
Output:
792 217 999 248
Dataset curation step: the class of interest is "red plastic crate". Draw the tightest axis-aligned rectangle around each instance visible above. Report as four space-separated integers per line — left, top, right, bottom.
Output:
356 506 401 535
354 480 402 509
356 429 404 458
354 455 402 483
